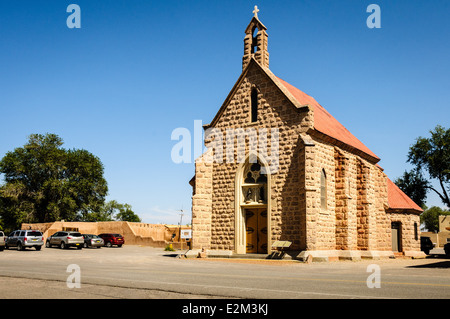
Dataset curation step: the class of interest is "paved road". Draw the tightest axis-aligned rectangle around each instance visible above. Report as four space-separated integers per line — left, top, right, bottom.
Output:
0 245 449 300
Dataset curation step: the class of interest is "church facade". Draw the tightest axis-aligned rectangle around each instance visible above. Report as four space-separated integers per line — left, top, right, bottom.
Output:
189 10 424 261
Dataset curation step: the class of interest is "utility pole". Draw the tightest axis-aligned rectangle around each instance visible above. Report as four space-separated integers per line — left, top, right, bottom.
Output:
179 208 184 250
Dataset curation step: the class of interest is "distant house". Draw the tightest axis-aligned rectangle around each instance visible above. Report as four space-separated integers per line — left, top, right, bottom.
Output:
422 215 450 248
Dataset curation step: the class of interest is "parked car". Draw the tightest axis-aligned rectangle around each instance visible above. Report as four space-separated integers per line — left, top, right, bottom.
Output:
420 236 434 255
82 234 104 248
0 231 5 251
46 231 84 249
444 243 450 256
5 230 44 251
98 233 124 247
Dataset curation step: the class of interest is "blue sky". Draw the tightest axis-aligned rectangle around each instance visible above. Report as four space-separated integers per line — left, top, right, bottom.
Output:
0 0 449 224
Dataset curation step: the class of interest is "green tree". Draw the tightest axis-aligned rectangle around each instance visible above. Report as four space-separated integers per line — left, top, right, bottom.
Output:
80 199 116 222
115 203 141 222
0 133 108 229
420 206 450 232
407 125 450 208
394 170 429 208
82 200 141 222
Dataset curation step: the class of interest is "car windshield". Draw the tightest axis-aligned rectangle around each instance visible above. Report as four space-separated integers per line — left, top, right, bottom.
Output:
27 231 42 236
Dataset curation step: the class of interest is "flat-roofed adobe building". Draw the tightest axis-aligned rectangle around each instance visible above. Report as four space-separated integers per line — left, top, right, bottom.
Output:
189 8 424 261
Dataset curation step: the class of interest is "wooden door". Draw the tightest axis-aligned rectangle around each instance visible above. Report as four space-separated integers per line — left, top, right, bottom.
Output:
245 208 267 254
391 222 401 252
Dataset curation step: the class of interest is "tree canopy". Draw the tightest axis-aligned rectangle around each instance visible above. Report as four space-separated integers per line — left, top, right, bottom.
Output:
83 200 141 223
0 133 108 229
395 125 449 209
394 170 429 209
407 125 450 207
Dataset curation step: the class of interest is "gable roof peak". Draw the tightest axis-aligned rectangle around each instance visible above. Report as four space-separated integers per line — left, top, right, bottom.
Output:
245 16 267 34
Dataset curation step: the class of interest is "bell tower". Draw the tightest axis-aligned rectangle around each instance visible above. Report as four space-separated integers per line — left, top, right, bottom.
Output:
243 6 269 70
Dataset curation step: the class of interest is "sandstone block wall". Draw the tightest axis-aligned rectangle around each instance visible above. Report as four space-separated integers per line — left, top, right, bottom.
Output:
193 64 314 252
191 151 213 250
191 62 422 256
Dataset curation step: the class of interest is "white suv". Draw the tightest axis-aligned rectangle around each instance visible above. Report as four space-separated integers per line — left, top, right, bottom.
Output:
46 231 84 249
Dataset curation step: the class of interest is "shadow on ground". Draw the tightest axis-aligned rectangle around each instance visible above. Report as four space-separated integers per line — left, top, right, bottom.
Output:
407 255 450 269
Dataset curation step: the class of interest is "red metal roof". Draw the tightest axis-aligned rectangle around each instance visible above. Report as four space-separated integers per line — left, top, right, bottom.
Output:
386 178 423 212
275 76 380 161
275 76 421 212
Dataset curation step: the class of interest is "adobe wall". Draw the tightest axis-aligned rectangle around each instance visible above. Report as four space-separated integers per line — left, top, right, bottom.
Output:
439 215 450 232
422 231 450 248
21 221 191 248
421 215 450 248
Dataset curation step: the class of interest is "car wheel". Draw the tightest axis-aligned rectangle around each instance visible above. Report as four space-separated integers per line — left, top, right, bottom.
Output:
60 242 66 249
17 242 23 251
106 242 112 247
46 241 51 248
35 246 41 251
0 246 4 251
118 244 123 248
84 242 88 248
424 250 429 255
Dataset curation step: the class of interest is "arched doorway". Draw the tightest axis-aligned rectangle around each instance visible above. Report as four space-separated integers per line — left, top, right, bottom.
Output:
235 158 270 254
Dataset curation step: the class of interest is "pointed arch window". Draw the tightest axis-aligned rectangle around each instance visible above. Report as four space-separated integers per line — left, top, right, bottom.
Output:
251 26 259 53
242 160 267 204
251 88 258 123
320 169 327 211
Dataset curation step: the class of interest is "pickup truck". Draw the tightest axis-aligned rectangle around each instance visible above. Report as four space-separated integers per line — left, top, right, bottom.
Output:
0 231 5 251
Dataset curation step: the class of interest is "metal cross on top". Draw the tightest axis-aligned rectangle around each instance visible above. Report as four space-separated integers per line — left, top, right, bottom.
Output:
253 5 259 18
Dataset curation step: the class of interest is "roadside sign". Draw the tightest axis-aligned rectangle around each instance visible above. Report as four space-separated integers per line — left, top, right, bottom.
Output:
180 229 192 239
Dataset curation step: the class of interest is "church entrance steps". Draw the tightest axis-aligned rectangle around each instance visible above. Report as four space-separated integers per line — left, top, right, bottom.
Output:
228 253 269 259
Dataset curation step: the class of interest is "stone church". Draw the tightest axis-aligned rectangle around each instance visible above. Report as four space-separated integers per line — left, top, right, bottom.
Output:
189 8 424 261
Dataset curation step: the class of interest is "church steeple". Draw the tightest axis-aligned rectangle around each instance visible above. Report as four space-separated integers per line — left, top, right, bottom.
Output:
243 6 269 70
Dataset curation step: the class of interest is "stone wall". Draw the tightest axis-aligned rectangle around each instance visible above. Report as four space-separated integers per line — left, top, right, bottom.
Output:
305 133 398 253
193 63 314 252
387 212 421 253
191 61 423 258
191 151 213 250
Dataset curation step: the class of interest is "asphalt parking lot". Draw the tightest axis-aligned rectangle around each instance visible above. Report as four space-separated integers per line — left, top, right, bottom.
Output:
1 245 449 300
